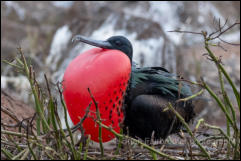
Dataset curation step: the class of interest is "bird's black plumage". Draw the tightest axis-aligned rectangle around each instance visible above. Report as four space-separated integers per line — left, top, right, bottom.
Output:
123 66 195 140
72 35 195 140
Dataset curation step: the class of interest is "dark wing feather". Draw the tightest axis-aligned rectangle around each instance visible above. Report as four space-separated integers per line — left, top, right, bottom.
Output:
124 94 195 140
131 67 192 98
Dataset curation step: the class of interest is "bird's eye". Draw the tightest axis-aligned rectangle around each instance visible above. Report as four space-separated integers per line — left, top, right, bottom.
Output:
115 40 122 46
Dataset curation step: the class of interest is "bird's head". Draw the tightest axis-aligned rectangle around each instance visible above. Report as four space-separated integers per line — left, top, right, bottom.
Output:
72 35 133 62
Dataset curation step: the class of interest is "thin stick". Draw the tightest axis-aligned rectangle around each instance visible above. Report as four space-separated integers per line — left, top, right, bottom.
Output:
26 123 37 160
176 89 204 103
83 135 91 160
201 80 236 131
71 102 91 133
167 103 211 160
57 82 78 159
203 123 235 148
95 120 177 160
194 118 204 133
1 129 41 140
87 88 104 157
205 44 240 110
1 106 21 123
168 30 203 35
12 148 28 160
18 47 50 131
72 102 92 145
218 67 231 157
1 148 14 159
210 22 240 40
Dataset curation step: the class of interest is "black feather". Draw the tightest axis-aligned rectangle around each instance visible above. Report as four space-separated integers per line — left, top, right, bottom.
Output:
130 66 192 98
123 66 195 140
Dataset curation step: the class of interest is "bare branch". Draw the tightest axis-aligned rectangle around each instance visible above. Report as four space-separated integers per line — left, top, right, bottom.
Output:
210 18 229 38
210 22 240 40
168 30 203 35
218 37 240 46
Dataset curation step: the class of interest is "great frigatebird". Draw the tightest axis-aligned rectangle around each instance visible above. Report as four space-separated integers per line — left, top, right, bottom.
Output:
67 35 195 141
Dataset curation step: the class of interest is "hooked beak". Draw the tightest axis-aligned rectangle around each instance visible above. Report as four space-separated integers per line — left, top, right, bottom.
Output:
72 35 113 49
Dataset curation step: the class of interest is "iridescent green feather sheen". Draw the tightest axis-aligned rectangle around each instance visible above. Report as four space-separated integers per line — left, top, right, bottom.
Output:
131 67 192 97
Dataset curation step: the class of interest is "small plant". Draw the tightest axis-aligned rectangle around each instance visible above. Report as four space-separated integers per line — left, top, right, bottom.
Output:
169 19 240 159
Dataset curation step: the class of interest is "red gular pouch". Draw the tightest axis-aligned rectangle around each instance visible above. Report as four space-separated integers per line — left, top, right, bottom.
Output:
63 48 131 142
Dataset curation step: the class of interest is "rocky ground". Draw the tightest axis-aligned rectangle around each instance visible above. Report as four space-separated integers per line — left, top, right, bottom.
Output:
1 91 35 132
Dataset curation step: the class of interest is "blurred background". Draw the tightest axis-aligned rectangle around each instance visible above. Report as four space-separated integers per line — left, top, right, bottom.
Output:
1 1 240 128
